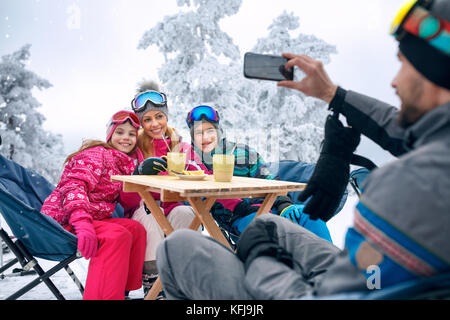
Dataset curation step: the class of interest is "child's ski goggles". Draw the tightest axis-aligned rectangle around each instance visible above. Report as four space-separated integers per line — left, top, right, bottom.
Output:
186 105 220 128
390 0 450 55
131 90 167 113
108 110 141 129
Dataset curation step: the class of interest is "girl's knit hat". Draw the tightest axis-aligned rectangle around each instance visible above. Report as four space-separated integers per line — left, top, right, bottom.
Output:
106 110 140 142
131 80 168 124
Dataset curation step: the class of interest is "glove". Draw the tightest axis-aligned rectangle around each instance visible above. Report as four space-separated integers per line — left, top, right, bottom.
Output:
280 205 304 226
298 114 360 222
236 219 294 271
233 201 260 220
72 218 98 259
133 156 168 175
231 201 271 225
274 195 293 214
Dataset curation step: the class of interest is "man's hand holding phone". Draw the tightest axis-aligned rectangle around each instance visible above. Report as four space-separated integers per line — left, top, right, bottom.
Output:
277 53 337 104
243 52 294 82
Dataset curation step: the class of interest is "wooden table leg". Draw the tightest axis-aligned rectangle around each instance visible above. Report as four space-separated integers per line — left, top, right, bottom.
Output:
189 198 216 230
141 194 213 300
186 198 216 227
188 215 202 230
137 191 174 301
255 193 280 217
145 277 163 300
138 191 174 235
187 197 232 250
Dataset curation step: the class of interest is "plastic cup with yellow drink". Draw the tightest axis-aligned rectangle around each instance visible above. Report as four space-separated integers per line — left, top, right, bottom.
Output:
212 154 235 182
166 152 187 175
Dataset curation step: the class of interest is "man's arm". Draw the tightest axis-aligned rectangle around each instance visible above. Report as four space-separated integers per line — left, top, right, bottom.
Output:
278 53 407 157
330 87 407 156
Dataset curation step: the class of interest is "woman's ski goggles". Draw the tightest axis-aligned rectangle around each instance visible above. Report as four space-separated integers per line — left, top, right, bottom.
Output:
108 110 141 129
390 0 450 55
131 90 167 113
186 105 220 128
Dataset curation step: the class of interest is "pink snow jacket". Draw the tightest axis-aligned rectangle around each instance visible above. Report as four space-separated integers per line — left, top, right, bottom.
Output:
41 146 142 227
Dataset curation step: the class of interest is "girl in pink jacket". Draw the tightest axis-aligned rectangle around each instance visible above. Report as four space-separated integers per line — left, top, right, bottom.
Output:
41 110 146 300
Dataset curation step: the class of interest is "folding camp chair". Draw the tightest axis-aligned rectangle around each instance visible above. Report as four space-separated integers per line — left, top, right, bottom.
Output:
0 153 84 300
349 167 371 197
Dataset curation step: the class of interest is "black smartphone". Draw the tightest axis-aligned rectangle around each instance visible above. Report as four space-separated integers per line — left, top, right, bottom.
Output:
243 52 293 81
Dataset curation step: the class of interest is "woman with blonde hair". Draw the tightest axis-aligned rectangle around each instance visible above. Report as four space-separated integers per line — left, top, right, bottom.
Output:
134 80 183 158
129 80 200 298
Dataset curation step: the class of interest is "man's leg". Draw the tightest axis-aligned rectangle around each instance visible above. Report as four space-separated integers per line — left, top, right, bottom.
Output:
241 214 341 299
264 215 340 278
156 229 253 299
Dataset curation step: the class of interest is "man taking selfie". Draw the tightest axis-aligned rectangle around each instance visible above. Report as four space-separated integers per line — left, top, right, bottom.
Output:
155 0 450 299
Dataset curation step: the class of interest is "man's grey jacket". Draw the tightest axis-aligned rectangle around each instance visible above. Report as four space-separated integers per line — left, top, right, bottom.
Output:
313 88 450 295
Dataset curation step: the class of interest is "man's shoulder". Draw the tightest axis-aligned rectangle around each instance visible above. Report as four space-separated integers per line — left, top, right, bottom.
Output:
361 142 450 225
364 145 449 195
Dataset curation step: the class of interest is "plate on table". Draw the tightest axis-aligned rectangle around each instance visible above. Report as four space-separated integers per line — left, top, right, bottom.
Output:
176 174 208 181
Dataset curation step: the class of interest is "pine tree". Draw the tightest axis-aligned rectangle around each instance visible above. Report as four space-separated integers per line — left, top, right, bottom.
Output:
0 44 65 184
138 1 336 163
247 11 337 162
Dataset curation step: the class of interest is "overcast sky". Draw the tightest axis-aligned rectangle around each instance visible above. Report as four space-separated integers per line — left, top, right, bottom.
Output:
0 0 406 165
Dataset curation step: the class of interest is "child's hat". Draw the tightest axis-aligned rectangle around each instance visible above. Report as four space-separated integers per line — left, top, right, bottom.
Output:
131 80 168 124
106 110 140 142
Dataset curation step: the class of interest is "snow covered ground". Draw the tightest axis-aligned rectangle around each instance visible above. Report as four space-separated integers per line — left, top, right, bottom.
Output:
0 195 357 300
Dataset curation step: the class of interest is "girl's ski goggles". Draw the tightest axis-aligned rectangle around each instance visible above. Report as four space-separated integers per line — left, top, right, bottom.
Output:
391 0 450 55
186 105 220 128
108 110 141 129
131 90 167 113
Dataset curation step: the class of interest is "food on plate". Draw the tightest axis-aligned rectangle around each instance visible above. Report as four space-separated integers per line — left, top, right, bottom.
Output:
181 170 205 176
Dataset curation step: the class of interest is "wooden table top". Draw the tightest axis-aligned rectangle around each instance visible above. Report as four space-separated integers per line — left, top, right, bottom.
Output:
111 174 306 198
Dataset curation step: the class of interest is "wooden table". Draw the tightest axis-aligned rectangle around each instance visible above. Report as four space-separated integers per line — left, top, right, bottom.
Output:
111 174 306 300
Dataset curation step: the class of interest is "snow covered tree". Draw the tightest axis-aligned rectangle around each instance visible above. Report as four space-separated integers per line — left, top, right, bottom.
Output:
138 0 336 163
138 0 243 120
0 44 65 184
246 11 337 162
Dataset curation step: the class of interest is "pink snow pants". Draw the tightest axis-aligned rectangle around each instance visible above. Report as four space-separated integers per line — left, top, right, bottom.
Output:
83 218 146 300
